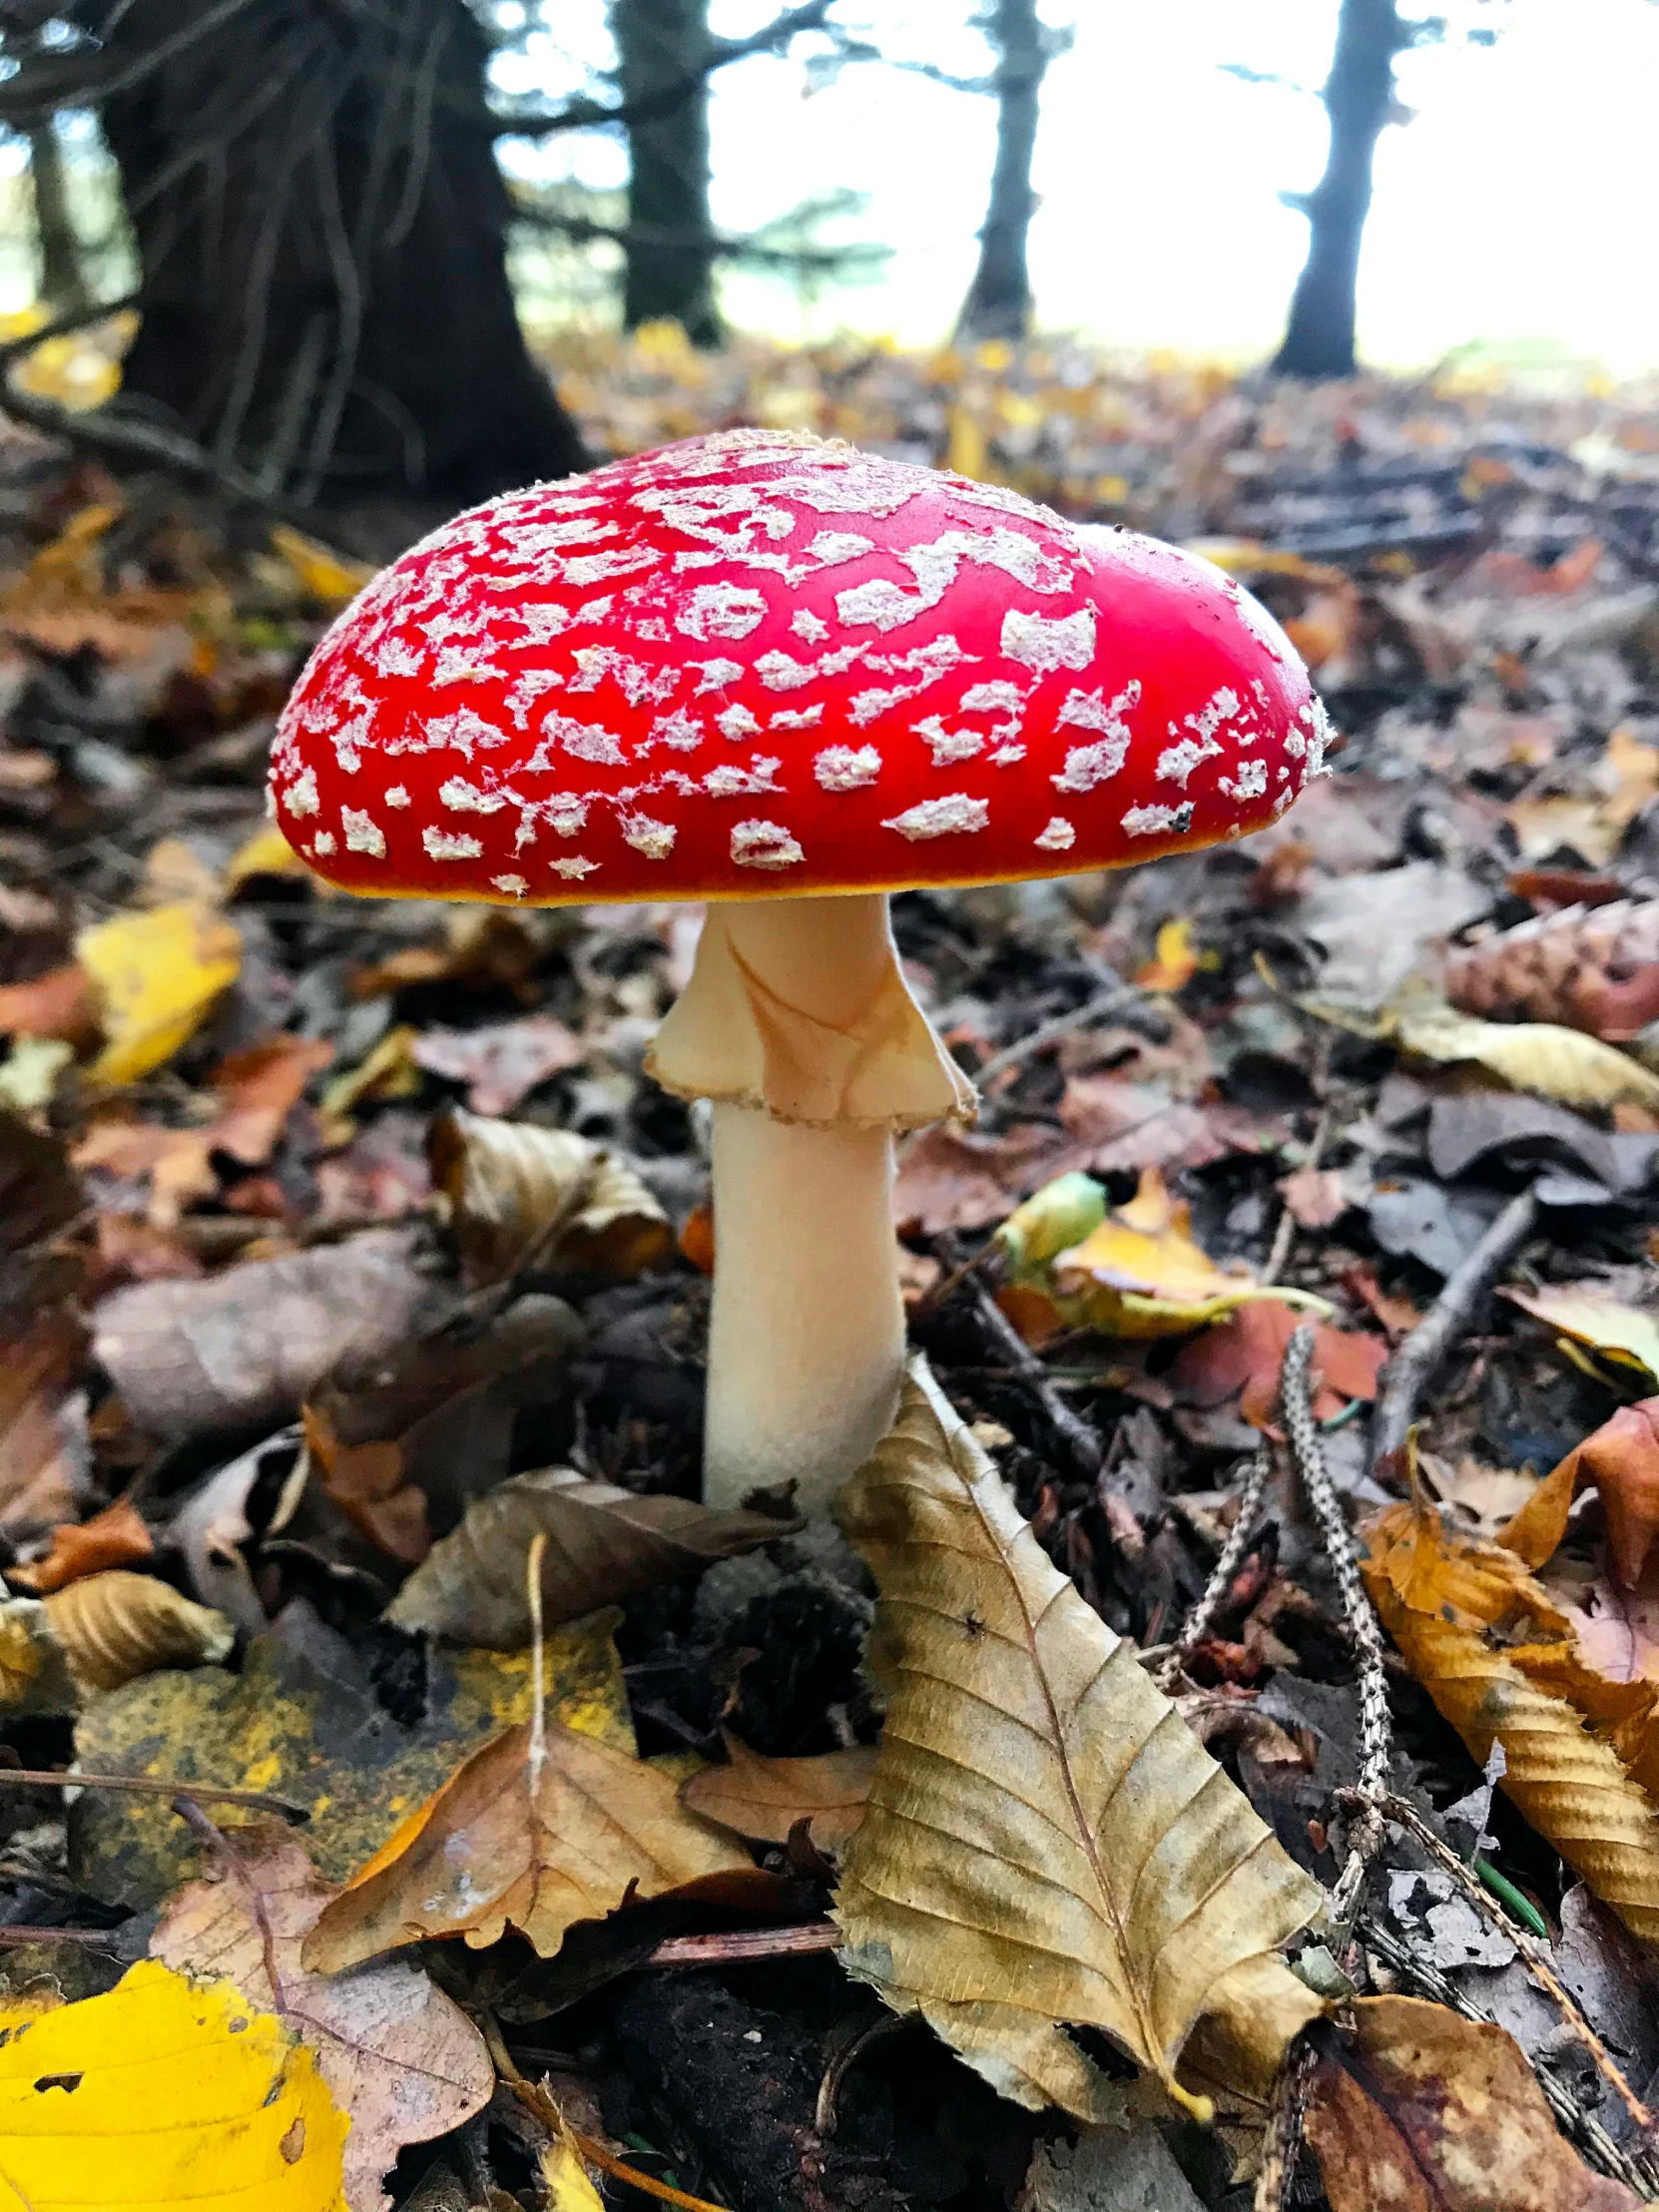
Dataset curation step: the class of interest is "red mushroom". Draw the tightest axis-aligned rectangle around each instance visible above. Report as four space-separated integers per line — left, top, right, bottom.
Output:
271 429 1329 1511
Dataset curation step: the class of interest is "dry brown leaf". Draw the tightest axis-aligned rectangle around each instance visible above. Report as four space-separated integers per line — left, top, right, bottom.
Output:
12 1495 155 1593
151 1822 493 2212
1547 1400 1659 1589
1169 1300 1385 1427
93 1228 438 1441
893 1123 1068 1237
0 1305 89 1539
413 1016 585 1117
680 1733 877 1850
1305 1995 1644 2212
43 1569 234 1693
429 1108 672 1288
1362 1489 1659 1941
0 962 97 1046
831 1359 1324 2122
302 1711 754 1974
385 1465 799 1646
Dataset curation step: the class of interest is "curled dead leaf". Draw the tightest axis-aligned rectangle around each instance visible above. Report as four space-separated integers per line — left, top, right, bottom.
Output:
11 1495 155 1593
429 1107 672 1288
1502 1285 1659 1386
831 1358 1324 2121
1306 1995 1644 2212
385 1465 799 1647
43 1570 234 1694
680 1733 877 1851
302 1711 754 1974
1545 1399 1659 1589
1170 1300 1386 1428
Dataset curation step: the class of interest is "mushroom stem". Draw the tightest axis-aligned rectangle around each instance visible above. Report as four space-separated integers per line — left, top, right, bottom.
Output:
704 1103 903 1512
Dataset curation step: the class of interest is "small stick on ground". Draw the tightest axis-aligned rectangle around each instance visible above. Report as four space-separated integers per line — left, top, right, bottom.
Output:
0 1769 307 1820
967 1272 1103 1479
1369 1185 1540 1469
0 1926 117 1947
1263 1100 1332 1285
647 1922 840 1969
970 973 1144 1092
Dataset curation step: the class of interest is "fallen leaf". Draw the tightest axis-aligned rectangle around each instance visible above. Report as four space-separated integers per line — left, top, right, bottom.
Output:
12 1494 155 1593
1049 1167 1330 1340
680 1733 877 1850
0 1957 349 2210
270 525 377 611
1276 1163 1350 1230
1306 1994 1644 2212
152 1823 492 2212
385 1465 799 1646
1135 916 1201 992
893 1122 1069 1236
225 820 317 895
994 1170 1107 1284
831 1358 1324 2121
413 1016 586 1117
1342 1263 1422 1340
0 1590 78 1715
0 962 96 1044
1362 1485 1659 1941
0 1306 89 1539
429 1108 672 1287
350 909 545 1003
1387 992 1659 1114
1502 1286 1659 1384
1547 1400 1659 1588
316 1026 422 1147
93 1229 439 1441
76 902 243 1086
1021 2123 1206 2212
72 1610 631 1908
302 1711 753 1973
43 1569 234 1693
1170 1301 1386 1427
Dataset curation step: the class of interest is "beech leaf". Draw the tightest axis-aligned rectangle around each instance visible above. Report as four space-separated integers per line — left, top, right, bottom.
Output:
152 1824 493 2212
429 1107 673 1288
680 1733 878 1850
302 1711 755 1974
1547 1398 1659 1589
384 1465 800 1646
11 1494 155 1594
43 1568 234 1694
1387 990 1659 1113
1306 1995 1645 2212
830 1358 1324 2121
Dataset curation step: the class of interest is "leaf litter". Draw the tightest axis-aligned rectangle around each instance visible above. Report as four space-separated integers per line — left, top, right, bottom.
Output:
9 347 1659 2207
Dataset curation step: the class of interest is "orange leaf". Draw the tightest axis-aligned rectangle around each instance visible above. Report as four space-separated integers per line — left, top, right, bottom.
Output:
1550 1400 1659 1589
678 1203 715 1276
0 963 96 1045
1170 1301 1386 1427
11 1495 154 1594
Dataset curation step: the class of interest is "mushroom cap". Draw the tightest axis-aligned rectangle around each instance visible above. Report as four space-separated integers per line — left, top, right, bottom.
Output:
270 429 1329 904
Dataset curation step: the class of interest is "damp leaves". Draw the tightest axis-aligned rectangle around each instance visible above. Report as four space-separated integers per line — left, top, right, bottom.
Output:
0 1957 350 2211
428 1107 673 1288
830 1358 1324 2122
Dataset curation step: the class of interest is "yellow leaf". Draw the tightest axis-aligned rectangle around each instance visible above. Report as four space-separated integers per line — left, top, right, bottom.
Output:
269 527 377 613
993 1171 1106 1284
0 1956 348 2209
1135 916 1201 992
77 903 242 1085
1048 1166 1330 1340
1390 994 1659 1112
1362 1488 1659 1942
226 822 317 895
945 404 989 480
542 2127 606 2212
302 1710 754 1973
316 1025 421 1147
1502 1286 1659 1384
831 1359 1324 2122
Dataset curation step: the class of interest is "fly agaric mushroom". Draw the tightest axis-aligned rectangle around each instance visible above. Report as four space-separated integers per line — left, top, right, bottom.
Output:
270 429 1329 1511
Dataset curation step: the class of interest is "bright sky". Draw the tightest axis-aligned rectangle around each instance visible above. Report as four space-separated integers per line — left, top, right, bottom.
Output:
502 0 1659 373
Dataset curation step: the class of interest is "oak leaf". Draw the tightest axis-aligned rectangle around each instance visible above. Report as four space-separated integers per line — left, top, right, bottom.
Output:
152 1824 492 2212
830 1359 1324 2121
302 1712 754 1974
385 1465 799 1647
429 1108 673 1288
0 1956 349 2209
680 1733 877 1850
1306 1995 1644 2212
43 1568 234 1693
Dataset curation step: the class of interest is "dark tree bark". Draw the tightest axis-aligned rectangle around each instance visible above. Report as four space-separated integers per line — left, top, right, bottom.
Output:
49 0 586 507
956 0 1052 345
611 0 722 345
1273 0 1412 379
28 123 90 314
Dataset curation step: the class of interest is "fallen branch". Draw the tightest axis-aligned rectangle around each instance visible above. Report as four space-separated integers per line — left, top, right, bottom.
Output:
646 1922 839 1968
967 1272 1104 1479
0 1768 308 1821
970 972 1144 1090
1368 1185 1541 1469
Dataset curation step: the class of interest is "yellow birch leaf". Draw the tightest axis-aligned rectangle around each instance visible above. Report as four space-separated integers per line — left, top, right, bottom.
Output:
831 1358 1324 2122
1362 1492 1659 1942
77 903 242 1085
0 1956 348 2209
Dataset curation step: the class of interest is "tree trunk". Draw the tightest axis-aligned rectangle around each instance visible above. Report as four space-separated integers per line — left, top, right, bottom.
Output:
89 0 586 508
956 0 1048 345
611 0 721 344
1272 0 1409 379
29 122 90 314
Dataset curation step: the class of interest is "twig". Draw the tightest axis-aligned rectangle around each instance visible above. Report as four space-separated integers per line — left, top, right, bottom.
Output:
967 1274 1103 1478
1283 1325 1391 1924
527 1531 549 1798
646 1922 839 1968
1369 1185 1540 1468
1157 1447 1272 1689
970 973 1143 1091
0 1926 118 1947
0 1769 307 1820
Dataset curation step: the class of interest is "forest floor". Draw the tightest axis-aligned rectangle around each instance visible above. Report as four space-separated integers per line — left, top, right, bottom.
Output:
4 335 1659 2211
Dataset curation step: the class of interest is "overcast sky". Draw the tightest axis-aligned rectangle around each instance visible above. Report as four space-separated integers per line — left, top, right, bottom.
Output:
500 0 1659 373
